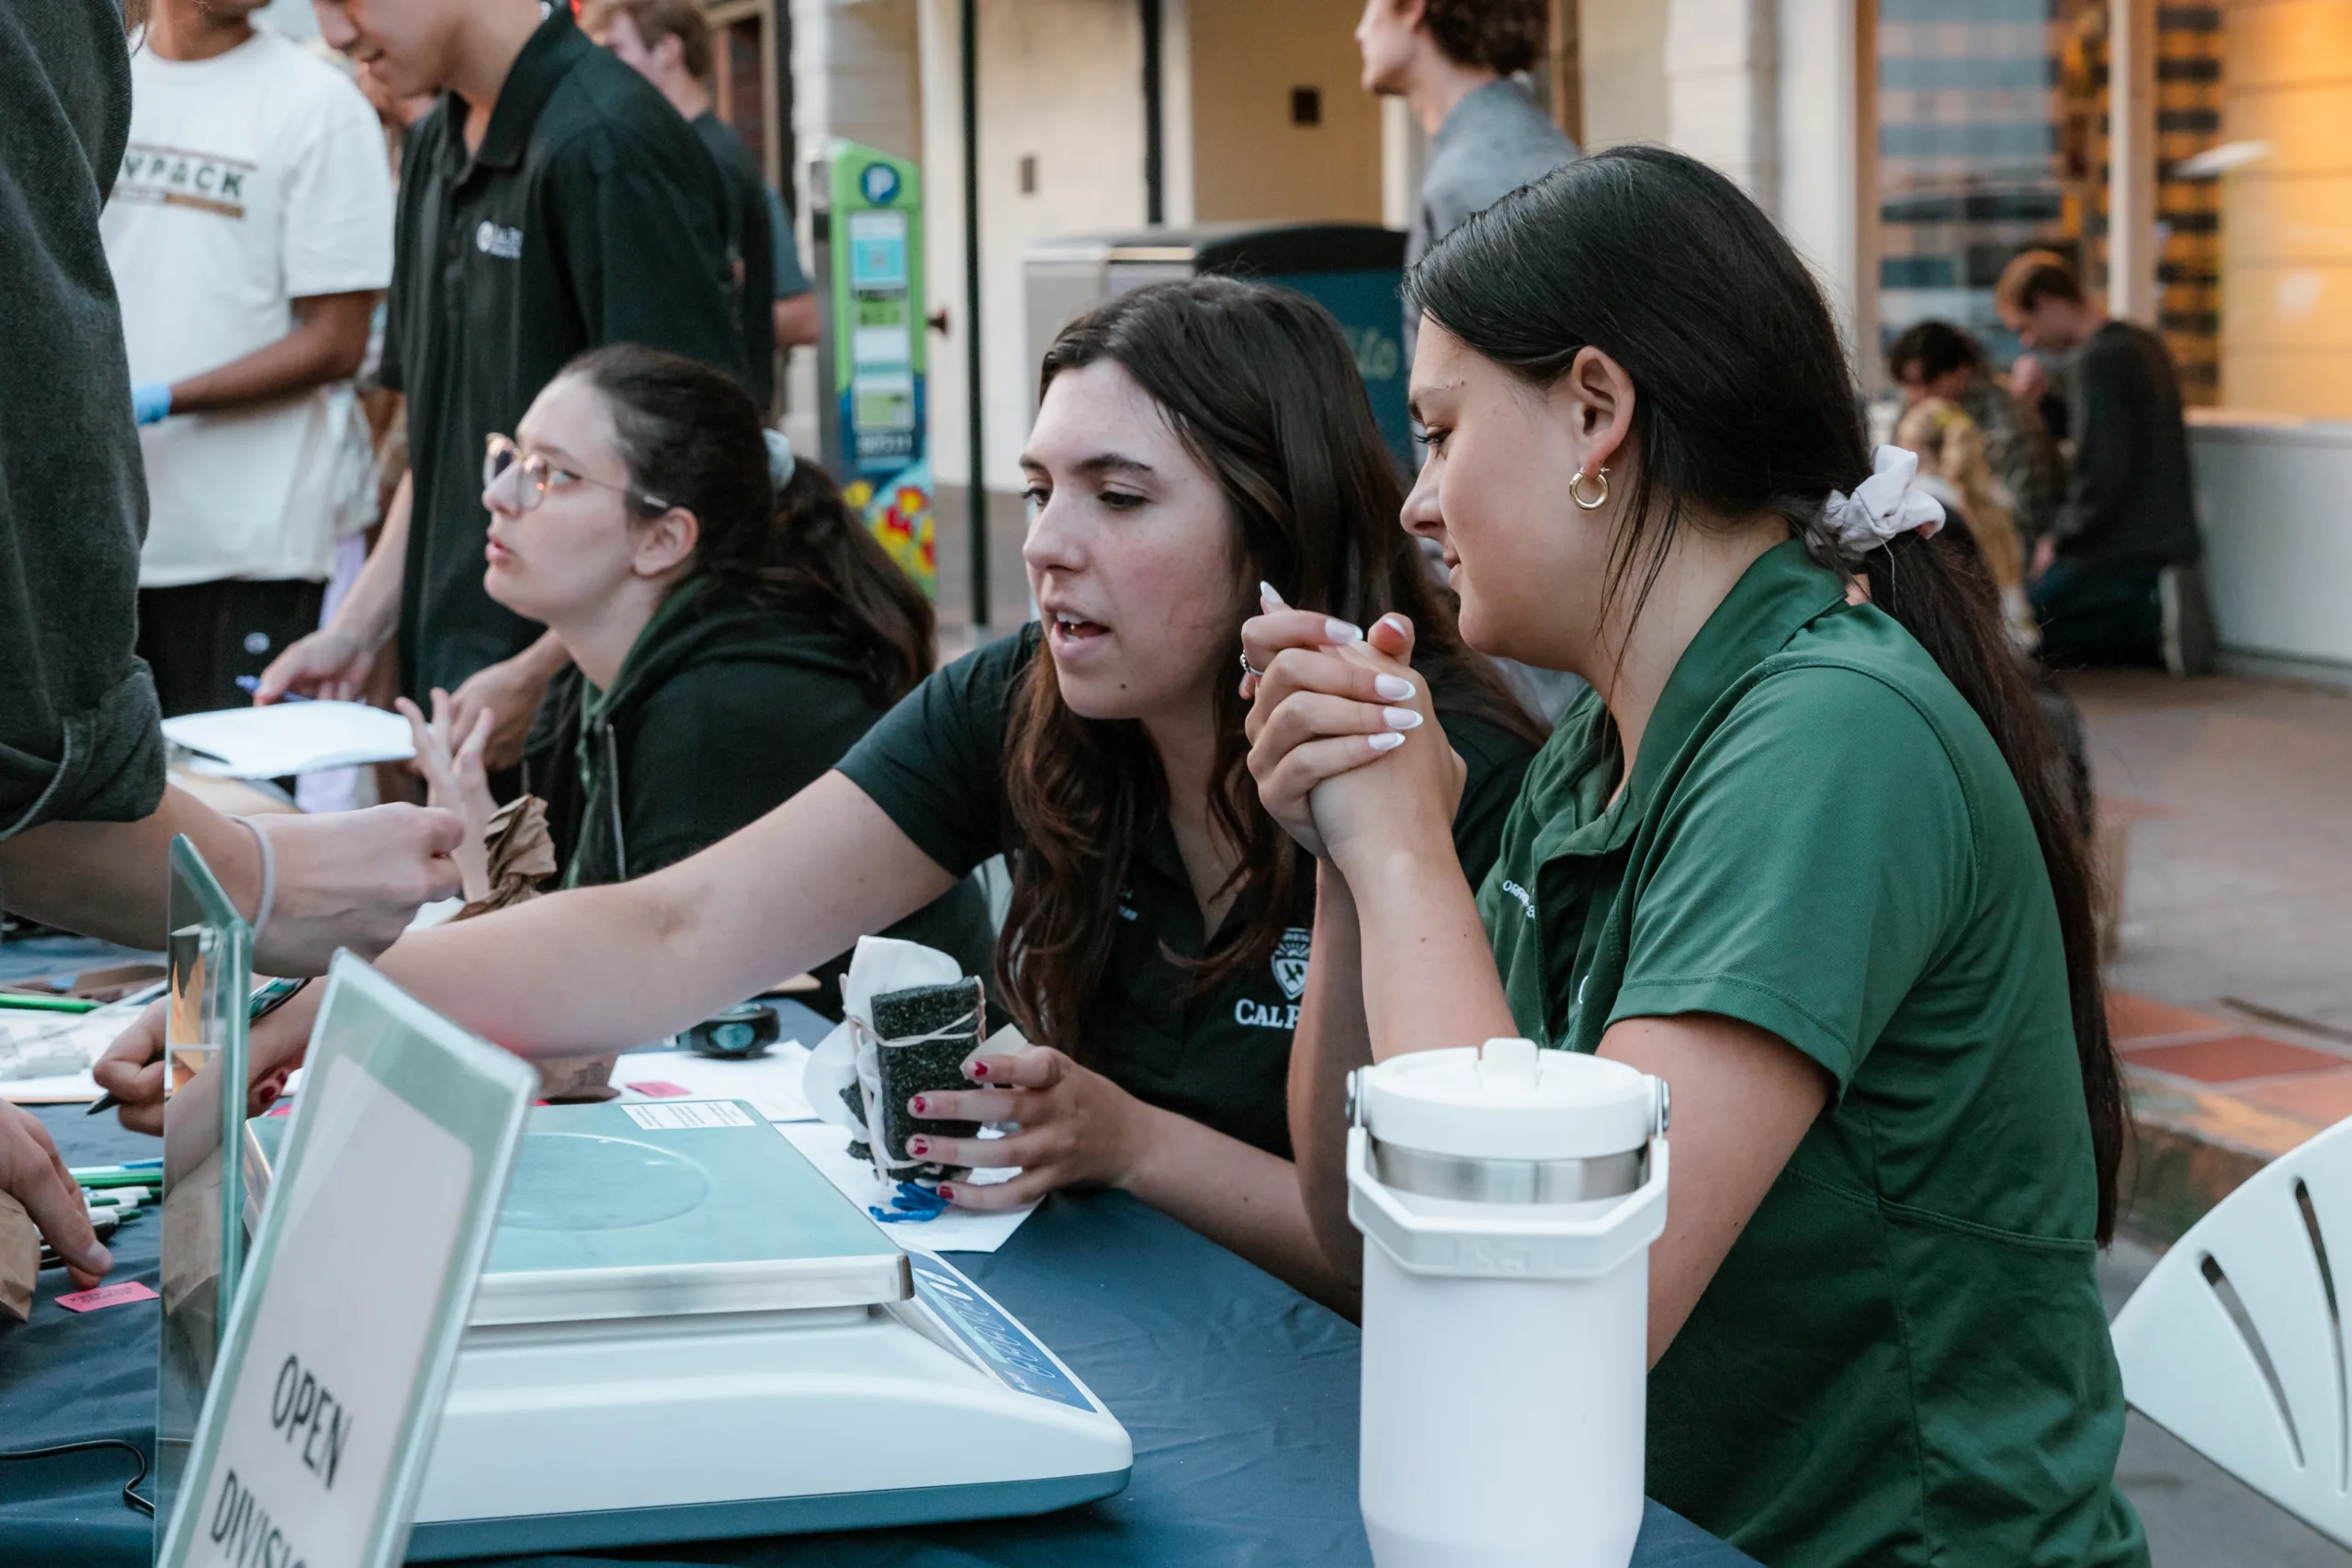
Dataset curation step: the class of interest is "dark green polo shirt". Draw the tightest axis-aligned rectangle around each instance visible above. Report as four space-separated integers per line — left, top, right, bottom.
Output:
381 6 742 701
690 111 775 413
839 625 1536 1159
1480 540 2143 1568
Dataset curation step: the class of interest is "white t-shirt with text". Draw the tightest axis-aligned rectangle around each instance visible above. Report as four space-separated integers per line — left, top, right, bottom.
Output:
102 23 392 586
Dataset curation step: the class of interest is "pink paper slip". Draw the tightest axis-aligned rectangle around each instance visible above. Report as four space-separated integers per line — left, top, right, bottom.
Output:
55 1280 159 1313
626 1081 690 1099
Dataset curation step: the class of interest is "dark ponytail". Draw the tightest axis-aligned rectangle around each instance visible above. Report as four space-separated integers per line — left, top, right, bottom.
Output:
562 344 935 706
1410 146 2125 1245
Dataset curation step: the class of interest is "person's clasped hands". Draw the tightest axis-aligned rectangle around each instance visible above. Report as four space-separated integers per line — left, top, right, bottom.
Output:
1241 582 1464 871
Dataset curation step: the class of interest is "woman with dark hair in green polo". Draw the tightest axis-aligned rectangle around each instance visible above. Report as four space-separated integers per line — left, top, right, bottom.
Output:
1244 147 2144 1567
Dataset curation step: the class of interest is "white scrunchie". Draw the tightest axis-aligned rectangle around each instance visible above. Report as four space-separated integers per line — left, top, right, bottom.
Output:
763 427 797 492
1824 445 1946 554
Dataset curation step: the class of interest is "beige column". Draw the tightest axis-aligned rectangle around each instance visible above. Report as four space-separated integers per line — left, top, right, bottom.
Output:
2107 0 2160 324
1770 0 1875 374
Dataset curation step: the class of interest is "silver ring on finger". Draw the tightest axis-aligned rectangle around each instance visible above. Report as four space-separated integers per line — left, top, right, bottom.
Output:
1239 651 1267 680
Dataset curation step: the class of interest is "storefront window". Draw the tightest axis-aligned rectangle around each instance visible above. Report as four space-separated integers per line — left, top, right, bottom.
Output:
2205 3 2352 420
1877 0 2352 421
1876 0 2101 376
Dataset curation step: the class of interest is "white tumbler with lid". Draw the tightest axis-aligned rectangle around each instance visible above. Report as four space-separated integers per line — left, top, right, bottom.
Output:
1348 1037 1669 1568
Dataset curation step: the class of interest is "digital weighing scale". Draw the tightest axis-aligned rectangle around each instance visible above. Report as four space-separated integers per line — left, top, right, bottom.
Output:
243 1098 1131 1558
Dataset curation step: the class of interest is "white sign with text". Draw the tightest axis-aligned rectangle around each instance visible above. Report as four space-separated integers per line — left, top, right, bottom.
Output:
159 957 535 1568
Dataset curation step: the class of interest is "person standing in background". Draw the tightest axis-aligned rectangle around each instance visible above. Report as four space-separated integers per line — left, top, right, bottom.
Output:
585 0 822 414
258 0 744 774
0 0 463 1083
1355 0 1577 367
1996 252 2214 676
103 0 392 718
1356 0 1582 722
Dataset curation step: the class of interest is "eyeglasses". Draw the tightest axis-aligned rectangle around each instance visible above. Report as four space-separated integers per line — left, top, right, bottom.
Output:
482 434 668 513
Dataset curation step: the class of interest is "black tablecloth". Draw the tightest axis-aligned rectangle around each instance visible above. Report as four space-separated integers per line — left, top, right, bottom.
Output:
0 1108 1753 1568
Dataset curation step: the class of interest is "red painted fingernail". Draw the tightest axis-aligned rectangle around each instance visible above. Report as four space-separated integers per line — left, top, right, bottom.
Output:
937 1185 956 1202
910 1095 927 1114
970 1061 989 1078
908 1137 930 1156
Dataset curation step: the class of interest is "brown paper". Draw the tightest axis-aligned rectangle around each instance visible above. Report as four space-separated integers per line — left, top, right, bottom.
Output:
0 1190 39 1323
457 795 561 919
453 795 616 1101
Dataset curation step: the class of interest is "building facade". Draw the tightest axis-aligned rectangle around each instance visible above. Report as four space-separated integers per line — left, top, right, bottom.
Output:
769 0 2346 669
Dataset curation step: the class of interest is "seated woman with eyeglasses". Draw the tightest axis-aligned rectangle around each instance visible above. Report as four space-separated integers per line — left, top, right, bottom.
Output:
404 344 994 1010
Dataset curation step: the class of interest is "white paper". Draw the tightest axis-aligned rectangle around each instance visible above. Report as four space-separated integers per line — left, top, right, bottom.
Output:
778 1122 1036 1254
0 998 156 1102
614 1041 819 1122
803 935 963 1150
621 1100 753 1131
164 702 415 779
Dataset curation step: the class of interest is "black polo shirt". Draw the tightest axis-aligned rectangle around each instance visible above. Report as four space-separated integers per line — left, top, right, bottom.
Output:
691 111 775 413
381 6 742 701
836 626 1537 1159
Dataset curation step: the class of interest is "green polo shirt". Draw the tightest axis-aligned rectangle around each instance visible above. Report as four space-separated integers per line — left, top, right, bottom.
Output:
381 6 742 701
839 624 1536 1159
1481 541 2143 1568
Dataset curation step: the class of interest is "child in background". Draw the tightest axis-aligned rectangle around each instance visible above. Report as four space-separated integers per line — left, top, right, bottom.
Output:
1896 397 2035 647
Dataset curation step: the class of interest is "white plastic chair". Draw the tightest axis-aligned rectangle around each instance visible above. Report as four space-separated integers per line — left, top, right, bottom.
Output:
2111 1115 2352 1546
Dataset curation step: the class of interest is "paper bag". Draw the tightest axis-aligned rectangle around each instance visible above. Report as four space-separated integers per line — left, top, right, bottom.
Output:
0 1190 35 1323
453 796 615 1101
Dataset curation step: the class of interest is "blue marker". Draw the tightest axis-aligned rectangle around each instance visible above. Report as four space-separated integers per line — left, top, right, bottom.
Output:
234 675 313 703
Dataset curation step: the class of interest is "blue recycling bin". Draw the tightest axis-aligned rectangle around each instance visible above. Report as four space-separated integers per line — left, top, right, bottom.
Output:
1024 223 1411 472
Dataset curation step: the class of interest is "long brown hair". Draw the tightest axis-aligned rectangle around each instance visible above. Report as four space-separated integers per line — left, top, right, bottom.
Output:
1412 146 2126 1243
564 344 934 706
999 277 1539 1052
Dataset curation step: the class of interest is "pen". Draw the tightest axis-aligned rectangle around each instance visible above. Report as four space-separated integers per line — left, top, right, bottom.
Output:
233 675 314 703
85 978 310 1117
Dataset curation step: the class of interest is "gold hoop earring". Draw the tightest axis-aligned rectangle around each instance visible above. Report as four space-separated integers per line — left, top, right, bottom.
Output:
1570 466 1611 511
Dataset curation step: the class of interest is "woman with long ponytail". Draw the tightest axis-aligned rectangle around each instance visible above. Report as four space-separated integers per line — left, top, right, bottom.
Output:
1244 146 2143 1567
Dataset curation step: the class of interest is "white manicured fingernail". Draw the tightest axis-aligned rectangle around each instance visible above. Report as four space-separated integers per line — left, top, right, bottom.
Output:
1260 580 1286 610
1367 731 1408 752
1325 617 1363 644
1375 673 1415 701
1384 707 1423 730
1380 613 1410 636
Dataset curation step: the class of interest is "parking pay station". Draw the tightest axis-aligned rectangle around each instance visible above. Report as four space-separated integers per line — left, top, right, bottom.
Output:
815 141 935 595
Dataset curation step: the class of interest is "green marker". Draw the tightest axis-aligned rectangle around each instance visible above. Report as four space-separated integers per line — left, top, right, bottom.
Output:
0 993 102 1015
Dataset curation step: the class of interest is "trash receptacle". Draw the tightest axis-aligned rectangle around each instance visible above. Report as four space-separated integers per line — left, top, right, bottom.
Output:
1024 224 1410 471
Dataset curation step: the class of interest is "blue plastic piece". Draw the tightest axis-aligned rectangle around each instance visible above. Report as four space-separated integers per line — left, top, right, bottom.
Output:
869 1181 950 1223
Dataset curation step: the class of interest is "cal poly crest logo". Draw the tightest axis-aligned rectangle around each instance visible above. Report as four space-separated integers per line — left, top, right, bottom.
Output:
1272 927 1311 1001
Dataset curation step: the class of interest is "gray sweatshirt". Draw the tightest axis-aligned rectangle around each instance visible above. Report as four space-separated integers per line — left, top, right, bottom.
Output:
1404 78 1579 359
0 0 167 837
